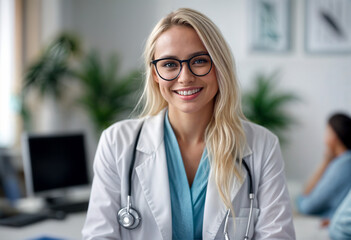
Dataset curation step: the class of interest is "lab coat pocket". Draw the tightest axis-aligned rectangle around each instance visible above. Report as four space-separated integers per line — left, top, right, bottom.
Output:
227 207 260 240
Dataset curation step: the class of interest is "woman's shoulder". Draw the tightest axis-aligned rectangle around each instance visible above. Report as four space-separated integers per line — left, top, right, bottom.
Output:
329 150 351 171
100 110 166 155
241 119 279 148
240 120 282 170
101 118 146 146
105 118 144 133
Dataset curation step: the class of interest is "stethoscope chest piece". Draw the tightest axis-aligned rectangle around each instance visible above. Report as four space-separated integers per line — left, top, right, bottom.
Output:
117 206 141 229
117 123 143 230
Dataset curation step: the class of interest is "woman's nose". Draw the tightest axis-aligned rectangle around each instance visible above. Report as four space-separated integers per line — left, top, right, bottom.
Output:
177 63 195 84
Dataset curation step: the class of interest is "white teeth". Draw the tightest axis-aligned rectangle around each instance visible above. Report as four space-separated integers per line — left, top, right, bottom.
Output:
176 88 201 96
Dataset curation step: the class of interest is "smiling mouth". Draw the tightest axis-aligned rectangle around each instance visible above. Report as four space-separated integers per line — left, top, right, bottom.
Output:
174 88 203 96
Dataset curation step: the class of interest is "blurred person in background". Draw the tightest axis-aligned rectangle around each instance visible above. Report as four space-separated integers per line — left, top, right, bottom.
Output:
297 113 351 219
329 188 351 240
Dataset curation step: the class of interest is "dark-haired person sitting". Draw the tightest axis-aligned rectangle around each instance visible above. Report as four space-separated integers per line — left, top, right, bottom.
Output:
297 113 351 218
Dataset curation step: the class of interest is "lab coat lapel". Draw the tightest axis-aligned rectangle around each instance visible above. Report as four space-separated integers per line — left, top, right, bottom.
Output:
202 145 252 240
135 109 172 240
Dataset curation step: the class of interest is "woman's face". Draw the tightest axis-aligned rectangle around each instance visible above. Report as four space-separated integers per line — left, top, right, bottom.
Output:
325 125 339 153
153 25 218 115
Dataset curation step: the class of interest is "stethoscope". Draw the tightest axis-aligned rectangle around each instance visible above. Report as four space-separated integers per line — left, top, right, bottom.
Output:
117 123 255 240
223 160 254 240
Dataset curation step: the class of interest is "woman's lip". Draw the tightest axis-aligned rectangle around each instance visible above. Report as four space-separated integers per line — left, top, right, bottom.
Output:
173 88 203 100
172 87 203 91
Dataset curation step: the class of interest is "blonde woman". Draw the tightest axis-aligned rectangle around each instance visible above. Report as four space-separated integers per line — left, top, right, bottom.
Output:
82 8 295 240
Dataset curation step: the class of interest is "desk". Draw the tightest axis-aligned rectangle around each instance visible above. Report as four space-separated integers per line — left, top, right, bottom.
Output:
1 212 331 239
288 181 330 240
294 214 330 240
0 212 86 240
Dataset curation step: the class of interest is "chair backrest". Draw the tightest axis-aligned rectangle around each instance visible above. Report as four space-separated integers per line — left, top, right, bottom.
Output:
0 148 21 204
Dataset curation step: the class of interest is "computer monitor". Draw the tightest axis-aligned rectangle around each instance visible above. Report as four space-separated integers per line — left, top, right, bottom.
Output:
22 132 90 201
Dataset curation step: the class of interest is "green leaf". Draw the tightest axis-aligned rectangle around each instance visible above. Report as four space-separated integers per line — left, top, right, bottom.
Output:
242 71 301 144
23 32 81 98
76 51 142 134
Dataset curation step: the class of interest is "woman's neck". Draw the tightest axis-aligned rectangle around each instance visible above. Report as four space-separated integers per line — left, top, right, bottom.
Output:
335 144 348 157
168 106 213 145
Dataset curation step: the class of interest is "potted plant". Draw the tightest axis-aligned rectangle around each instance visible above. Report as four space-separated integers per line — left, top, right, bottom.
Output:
74 51 142 134
21 32 142 135
21 33 81 129
242 71 300 143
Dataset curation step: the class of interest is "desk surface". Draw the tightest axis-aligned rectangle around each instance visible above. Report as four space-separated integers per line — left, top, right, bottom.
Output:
0 212 86 240
1 212 330 240
294 214 329 240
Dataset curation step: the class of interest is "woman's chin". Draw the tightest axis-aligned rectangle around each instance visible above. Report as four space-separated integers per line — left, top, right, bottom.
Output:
168 102 214 116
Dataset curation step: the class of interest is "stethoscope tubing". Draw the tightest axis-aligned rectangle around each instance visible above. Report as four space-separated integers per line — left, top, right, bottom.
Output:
223 160 254 240
119 122 255 240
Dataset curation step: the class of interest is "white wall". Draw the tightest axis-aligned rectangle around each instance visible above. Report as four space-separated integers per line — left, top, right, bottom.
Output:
0 0 16 147
42 0 351 182
66 0 159 74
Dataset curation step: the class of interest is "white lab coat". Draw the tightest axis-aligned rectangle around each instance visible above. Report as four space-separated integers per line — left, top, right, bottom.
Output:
82 109 295 240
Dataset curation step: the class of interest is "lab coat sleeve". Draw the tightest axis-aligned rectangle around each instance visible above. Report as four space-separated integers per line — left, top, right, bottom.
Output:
82 130 121 240
254 137 296 239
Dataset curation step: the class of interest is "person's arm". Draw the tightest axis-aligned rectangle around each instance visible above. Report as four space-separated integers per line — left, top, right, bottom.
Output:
296 154 349 216
82 130 121 240
254 136 296 239
303 149 335 195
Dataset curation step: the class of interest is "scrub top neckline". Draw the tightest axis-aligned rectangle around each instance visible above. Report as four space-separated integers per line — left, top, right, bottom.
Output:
164 111 210 190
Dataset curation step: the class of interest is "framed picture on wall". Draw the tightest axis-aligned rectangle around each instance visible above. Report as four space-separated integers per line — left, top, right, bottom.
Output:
250 0 291 52
305 0 351 54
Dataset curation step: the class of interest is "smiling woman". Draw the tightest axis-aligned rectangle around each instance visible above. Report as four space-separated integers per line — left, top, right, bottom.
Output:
82 8 295 240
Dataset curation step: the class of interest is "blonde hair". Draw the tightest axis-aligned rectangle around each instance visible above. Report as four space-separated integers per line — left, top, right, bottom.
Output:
138 8 246 215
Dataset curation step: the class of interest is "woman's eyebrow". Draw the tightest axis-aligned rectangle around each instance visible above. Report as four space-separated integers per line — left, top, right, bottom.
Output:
157 51 209 59
188 51 208 58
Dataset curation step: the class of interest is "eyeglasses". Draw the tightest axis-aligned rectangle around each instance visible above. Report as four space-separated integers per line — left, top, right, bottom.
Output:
151 53 213 81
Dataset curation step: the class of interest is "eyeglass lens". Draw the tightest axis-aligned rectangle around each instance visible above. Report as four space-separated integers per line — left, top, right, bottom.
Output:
155 54 212 80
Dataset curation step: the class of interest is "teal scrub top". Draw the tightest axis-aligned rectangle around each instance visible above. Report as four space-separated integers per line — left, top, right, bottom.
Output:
164 112 210 240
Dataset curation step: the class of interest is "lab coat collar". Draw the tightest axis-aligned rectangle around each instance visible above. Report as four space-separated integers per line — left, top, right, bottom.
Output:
135 108 166 154
136 109 253 158
135 108 171 240
135 109 253 240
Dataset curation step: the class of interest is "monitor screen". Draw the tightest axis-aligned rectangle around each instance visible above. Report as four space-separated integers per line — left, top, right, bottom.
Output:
22 133 90 196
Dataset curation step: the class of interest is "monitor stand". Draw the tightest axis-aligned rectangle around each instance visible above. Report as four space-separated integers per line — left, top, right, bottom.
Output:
45 196 89 214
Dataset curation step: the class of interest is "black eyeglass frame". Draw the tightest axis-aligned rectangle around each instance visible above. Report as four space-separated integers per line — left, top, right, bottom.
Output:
151 53 213 81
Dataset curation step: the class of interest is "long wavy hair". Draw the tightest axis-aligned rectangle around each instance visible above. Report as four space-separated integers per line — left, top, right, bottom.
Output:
138 8 247 216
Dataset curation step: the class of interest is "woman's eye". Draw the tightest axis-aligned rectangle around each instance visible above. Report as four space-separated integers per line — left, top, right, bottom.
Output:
193 58 208 65
162 61 178 68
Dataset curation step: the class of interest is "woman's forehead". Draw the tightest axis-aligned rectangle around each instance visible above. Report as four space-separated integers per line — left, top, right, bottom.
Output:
154 25 207 59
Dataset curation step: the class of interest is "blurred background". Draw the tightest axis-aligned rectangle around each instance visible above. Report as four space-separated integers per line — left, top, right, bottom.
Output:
1 0 350 239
